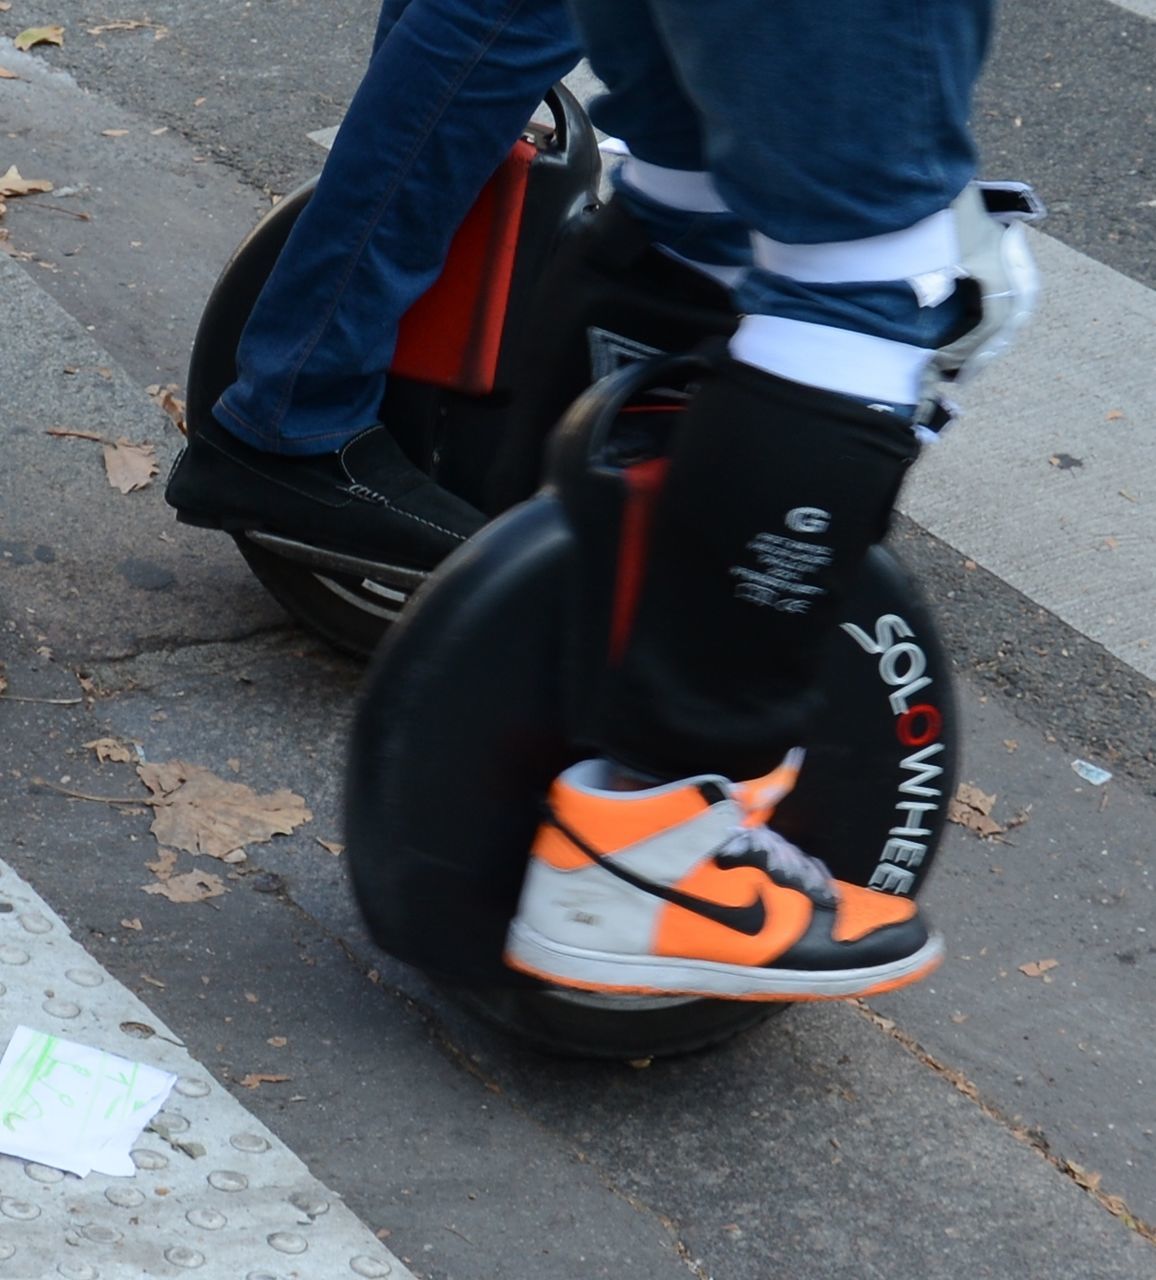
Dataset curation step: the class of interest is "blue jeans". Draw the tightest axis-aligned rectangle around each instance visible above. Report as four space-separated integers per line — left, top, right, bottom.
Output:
216 0 579 455
571 0 992 358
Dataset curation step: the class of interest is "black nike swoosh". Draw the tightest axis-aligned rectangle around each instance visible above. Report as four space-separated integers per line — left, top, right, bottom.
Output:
545 811 768 937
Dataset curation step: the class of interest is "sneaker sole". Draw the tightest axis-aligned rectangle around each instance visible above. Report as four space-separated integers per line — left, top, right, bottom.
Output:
504 923 945 1002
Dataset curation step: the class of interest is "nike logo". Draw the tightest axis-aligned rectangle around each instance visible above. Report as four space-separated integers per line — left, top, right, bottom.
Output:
545 812 769 937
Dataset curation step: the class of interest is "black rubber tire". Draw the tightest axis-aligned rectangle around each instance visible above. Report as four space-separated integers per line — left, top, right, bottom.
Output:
345 496 956 1060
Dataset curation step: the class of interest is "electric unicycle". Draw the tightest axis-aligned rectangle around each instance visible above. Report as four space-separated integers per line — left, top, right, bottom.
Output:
183 86 958 1057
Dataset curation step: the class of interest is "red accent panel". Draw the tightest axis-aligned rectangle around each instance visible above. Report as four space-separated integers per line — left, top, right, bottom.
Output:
390 139 535 396
608 458 670 665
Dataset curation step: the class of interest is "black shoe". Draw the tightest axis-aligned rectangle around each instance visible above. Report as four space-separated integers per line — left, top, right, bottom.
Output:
165 417 486 568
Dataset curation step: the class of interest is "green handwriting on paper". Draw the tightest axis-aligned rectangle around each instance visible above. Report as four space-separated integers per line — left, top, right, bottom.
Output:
0 1029 145 1141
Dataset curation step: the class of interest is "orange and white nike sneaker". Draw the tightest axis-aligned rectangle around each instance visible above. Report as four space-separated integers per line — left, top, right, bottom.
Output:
504 751 943 1000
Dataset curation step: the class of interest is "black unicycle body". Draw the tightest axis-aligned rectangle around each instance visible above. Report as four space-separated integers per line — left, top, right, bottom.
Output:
344 355 958 1058
184 88 958 1058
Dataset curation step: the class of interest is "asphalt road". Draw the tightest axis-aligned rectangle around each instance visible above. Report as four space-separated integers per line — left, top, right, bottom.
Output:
2 1 1155 1277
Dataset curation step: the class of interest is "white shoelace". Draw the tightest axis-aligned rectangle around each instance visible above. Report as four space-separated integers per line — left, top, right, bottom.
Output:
718 824 835 902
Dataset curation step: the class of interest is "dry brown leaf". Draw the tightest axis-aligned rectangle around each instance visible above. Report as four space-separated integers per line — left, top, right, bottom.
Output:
1066 1161 1103 1192
0 4 12 13
0 67 20 80
102 437 158 493
0 165 54 197
146 383 187 435
238 1073 290 1089
88 18 168 38
14 25 65 51
137 760 312 860
120 917 143 931
142 869 227 903
267 1036 288 1049
315 837 344 856
146 849 179 880
84 736 136 764
47 427 105 442
1018 958 1059 978
947 783 1005 838
1105 410 1124 422
140 973 165 989
101 128 130 138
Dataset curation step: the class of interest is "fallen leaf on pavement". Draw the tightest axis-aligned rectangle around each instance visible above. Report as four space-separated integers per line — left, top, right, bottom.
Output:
14 25 65 51
146 849 179 880
46 427 105 441
146 383 187 435
137 760 312 860
101 129 130 138
0 67 20 80
315 837 344 856
1066 1162 1103 1192
0 165 54 197
267 1036 287 1048
84 736 137 764
142 868 227 903
140 973 165 989
947 783 1005 838
87 18 169 39
1018 958 1059 978
102 437 159 493
238 1073 290 1089
120 917 143 931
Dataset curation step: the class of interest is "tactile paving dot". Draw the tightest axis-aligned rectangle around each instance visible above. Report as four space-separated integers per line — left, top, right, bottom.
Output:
64 968 104 988
186 1209 227 1232
0 1198 40 1222
80 1225 121 1245
267 1232 308 1255
351 1257 394 1278
229 1133 270 1154
0 1243 14 1261
0 944 30 965
105 1187 145 1209
288 1192 329 1218
153 1110 191 1134
164 1246 206 1270
24 1164 64 1185
41 998 81 1019
56 1263 99 1280
18 913 53 935
174 1077 212 1099
207 1170 249 1193
130 1148 169 1171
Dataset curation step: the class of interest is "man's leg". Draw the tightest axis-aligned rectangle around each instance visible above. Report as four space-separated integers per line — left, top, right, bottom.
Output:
504 0 1025 1000
166 0 578 565
571 0 1019 781
218 0 579 455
